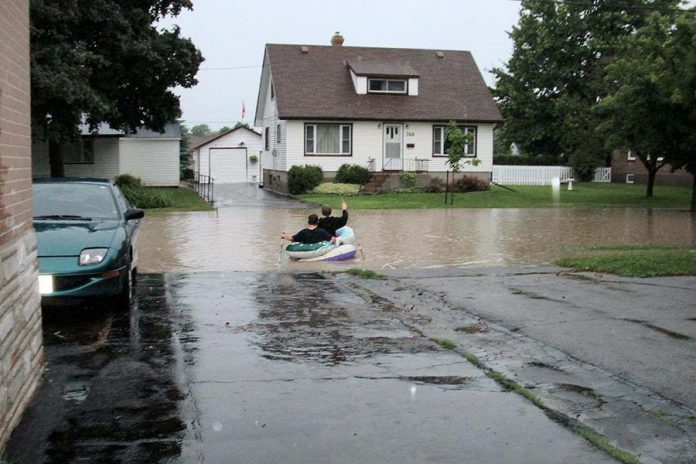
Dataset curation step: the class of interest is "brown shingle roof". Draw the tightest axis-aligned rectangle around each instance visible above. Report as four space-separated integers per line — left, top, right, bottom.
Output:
346 59 419 77
266 44 502 123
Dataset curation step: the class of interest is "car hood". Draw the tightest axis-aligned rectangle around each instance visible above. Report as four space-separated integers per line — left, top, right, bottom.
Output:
35 220 120 257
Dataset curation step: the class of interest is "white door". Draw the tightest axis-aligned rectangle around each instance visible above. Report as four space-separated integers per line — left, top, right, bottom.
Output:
209 147 248 183
383 124 403 171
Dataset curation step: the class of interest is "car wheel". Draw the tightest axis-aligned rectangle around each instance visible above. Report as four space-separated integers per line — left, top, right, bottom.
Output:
114 258 134 310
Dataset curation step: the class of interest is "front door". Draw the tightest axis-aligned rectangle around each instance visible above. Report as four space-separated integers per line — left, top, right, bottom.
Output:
383 124 403 171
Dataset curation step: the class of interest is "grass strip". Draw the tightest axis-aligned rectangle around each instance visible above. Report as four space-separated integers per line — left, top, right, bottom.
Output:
556 247 696 277
574 426 641 464
142 187 214 213
435 338 457 350
345 268 387 280
441 347 641 463
297 183 691 209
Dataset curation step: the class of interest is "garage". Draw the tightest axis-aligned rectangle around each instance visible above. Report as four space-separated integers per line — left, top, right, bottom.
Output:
192 126 263 184
202 147 248 183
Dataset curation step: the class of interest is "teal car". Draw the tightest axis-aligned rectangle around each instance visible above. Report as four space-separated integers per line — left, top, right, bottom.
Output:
33 178 144 307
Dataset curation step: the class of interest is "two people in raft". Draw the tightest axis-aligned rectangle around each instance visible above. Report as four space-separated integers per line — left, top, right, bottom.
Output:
280 201 348 244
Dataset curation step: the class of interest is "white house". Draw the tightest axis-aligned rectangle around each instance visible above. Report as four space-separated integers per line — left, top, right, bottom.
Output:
254 33 503 194
192 126 263 183
33 123 181 186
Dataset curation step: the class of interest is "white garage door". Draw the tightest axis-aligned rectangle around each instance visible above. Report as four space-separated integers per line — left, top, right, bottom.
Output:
209 148 248 183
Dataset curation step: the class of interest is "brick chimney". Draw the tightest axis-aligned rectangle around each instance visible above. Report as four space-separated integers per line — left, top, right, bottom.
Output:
331 31 344 46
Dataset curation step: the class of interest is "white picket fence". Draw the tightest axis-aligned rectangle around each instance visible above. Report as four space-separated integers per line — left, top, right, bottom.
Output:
592 167 611 183
492 166 575 185
492 165 611 185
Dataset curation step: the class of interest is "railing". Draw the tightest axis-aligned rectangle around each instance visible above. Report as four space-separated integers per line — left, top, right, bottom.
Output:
403 158 430 172
193 171 215 204
366 157 376 172
492 165 575 185
593 167 611 183
383 157 403 171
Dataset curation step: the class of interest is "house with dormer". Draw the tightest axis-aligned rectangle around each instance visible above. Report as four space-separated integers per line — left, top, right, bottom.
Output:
254 33 502 193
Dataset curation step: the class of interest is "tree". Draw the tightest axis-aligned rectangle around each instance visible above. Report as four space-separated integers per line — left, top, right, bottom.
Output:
217 126 232 134
444 122 479 205
234 121 251 130
31 0 204 176
179 122 191 179
492 0 679 174
190 124 212 137
598 11 696 207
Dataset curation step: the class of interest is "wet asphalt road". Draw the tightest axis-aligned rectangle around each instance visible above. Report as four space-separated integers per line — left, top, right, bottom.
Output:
5 272 615 463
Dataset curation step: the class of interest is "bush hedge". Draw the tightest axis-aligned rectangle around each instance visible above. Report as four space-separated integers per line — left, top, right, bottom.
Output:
288 165 323 195
424 177 446 193
114 174 142 189
120 185 173 209
452 175 490 193
335 164 371 185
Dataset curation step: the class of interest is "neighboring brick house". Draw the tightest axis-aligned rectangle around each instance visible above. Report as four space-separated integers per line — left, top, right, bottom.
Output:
0 0 44 450
611 149 694 187
255 33 502 194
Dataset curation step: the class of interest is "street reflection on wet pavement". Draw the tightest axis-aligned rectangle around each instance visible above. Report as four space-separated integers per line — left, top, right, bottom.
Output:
7 272 614 463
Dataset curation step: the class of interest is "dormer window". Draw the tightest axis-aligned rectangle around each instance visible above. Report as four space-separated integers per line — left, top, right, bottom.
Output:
368 78 407 94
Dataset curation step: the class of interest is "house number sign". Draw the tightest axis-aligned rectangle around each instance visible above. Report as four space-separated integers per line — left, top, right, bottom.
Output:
406 131 415 137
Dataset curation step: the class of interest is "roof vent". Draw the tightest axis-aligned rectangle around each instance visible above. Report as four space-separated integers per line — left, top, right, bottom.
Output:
331 31 344 47
436 51 444 59
300 46 309 54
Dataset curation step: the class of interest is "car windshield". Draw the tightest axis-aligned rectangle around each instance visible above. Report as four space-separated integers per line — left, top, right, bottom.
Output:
33 183 120 220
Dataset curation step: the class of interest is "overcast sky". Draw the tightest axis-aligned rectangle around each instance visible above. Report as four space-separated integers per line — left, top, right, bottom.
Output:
161 0 522 130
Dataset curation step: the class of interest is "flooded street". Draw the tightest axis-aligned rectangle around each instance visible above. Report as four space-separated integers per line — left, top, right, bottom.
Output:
139 190 696 272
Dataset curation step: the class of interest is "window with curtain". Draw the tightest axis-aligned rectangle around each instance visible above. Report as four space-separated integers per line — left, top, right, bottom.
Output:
305 124 352 155
432 125 477 157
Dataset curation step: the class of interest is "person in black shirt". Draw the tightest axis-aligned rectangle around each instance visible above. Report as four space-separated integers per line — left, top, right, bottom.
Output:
317 201 348 236
281 214 334 244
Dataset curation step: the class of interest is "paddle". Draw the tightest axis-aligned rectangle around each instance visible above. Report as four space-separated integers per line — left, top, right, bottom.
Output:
277 239 284 264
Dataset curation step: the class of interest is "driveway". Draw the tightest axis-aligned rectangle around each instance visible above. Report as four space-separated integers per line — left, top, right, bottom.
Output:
6 272 614 463
212 183 307 209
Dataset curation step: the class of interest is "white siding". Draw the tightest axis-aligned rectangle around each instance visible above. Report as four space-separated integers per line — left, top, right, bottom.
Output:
119 139 180 186
196 128 263 182
32 138 120 178
350 70 367 94
408 78 419 96
406 122 493 173
258 74 287 173
283 120 494 174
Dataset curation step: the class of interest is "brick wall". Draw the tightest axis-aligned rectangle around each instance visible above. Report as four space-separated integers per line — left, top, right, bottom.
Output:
0 0 44 451
611 149 694 187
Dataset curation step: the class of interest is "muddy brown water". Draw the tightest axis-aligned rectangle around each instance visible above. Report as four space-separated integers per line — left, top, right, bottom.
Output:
137 207 696 272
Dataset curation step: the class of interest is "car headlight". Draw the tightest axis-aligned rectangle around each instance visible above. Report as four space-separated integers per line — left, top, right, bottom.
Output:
79 248 108 265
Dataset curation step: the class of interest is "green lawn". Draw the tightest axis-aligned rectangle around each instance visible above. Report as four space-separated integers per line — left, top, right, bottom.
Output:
143 187 214 213
297 183 692 209
555 245 696 277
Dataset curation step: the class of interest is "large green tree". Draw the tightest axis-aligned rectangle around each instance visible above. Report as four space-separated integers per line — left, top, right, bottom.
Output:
190 124 211 136
492 0 679 177
31 0 204 176
598 11 696 207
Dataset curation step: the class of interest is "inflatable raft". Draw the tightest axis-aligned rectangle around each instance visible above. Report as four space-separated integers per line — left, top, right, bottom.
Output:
285 226 358 261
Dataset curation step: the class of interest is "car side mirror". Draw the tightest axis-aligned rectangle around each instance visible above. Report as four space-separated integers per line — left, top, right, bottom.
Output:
125 208 144 221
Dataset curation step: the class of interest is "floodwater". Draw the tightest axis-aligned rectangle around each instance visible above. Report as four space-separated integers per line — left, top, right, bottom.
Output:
138 188 696 272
